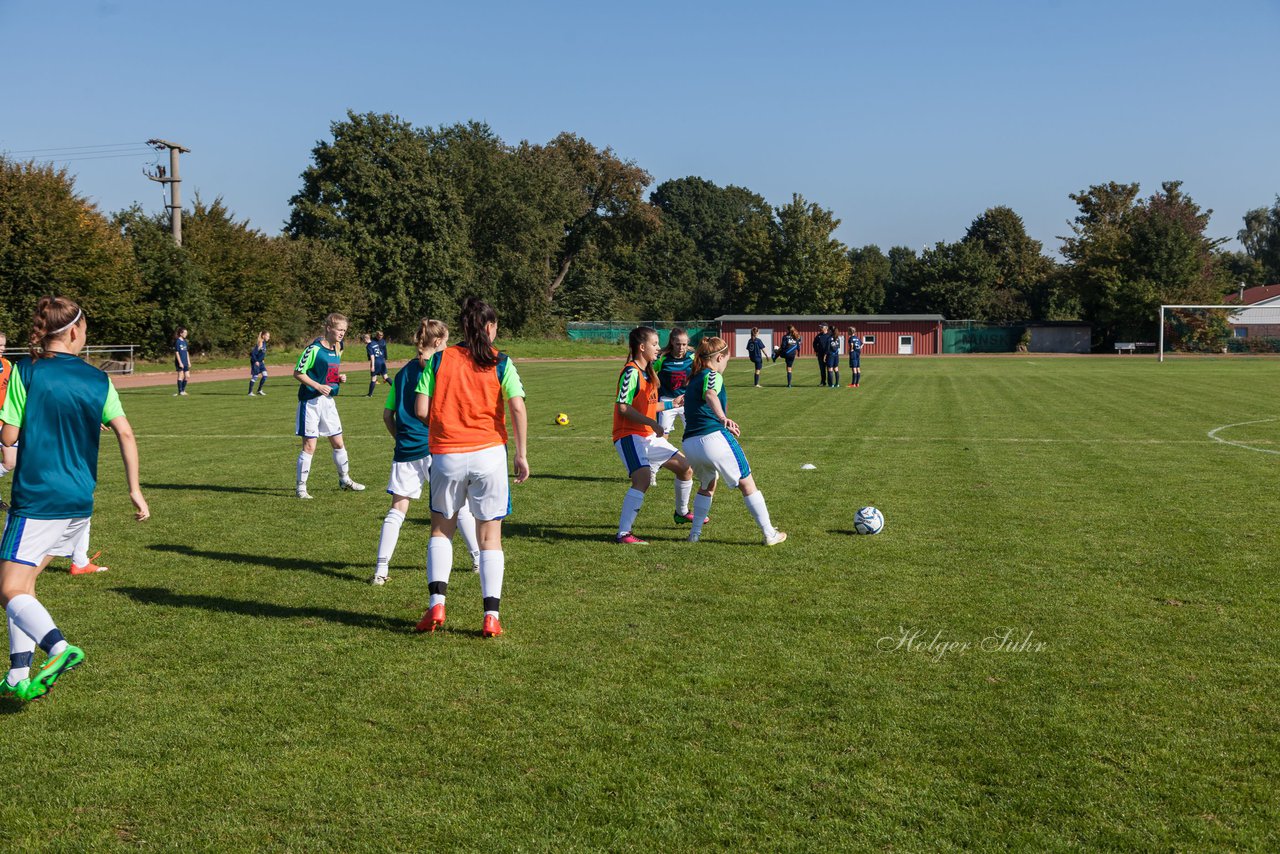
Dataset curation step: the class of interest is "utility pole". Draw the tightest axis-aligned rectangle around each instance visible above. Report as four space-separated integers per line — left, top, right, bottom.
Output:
144 139 191 245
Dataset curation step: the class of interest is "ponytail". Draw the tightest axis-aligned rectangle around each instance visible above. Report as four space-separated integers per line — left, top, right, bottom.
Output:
414 318 449 357
459 297 499 369
29 296 83 359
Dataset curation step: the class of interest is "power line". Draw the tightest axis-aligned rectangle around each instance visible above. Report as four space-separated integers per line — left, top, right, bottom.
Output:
2 141 146 154
28 151 157 164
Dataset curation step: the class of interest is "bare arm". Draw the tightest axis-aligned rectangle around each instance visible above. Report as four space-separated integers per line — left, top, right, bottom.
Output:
1 423 16 471
509 396 529 483
294 369 332 397
382 407 397 439
415 391 431 426
108 416 150 520
616 403 665 437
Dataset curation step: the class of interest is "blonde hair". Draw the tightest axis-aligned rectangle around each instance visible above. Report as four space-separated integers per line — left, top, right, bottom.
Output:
692 336 729 374
414 318 448 354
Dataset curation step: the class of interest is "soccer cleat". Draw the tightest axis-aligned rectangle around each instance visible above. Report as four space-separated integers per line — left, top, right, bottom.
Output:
70 551 108 575
339 479 366 492
257 389 267 395
673 512 710 526
3 677 31 700
179 391 189 396
614 532 648 545
296 487 313 500
482 614 503 638
248 391 257 396
764 530 788 546
25 645 85 699
415 603 446 633
369 574 387 586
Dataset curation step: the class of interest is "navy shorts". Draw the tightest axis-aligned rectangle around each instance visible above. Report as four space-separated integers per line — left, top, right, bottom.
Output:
175 361 190 372
826 354 841 368
849 355 860 368
373 362 387 376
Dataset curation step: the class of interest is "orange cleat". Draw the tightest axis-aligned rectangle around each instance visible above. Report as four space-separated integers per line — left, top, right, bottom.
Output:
70 551 109 576
415 603 446 633
482 614 503 638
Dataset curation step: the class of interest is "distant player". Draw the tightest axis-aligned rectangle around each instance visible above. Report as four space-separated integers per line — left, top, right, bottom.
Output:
654 328 693 437
293 313 365 498
1 297 150 701
746 327 766 387
612 326 699 544
412 297 528 638
248 330 270 396
173 327 191 396
681 336 786 546
826 325 843 389
366 331 389 397
847 327 862 387
772 324 801 388
372 318 480 586
813 324 830 386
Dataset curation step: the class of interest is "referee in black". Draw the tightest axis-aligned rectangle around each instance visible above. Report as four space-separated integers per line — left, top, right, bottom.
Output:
813 323 831 386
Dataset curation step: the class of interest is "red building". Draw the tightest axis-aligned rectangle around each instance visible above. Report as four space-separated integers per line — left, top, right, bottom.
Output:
715 314 945 357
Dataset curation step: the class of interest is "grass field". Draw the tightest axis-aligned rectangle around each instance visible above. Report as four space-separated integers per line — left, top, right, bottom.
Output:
3 355 1279 850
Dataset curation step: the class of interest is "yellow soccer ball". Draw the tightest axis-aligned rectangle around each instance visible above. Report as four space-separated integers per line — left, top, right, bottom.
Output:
554 413 570 426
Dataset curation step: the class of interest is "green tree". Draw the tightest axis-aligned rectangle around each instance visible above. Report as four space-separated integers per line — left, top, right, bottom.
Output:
115 205 213 356
1238 197 1280 283
845 244 890 312
758 194 850 314
962 206 1056 321
0 158 142 345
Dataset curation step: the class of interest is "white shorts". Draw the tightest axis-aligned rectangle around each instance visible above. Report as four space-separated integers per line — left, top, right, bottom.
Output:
295 395 343 438
657 399 686 436
429 445 510 521
682 430 753 489
0 515 90 567
614 433 679 476
387 456 431 500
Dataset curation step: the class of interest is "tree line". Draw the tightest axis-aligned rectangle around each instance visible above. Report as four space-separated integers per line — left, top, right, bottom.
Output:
3 110 1279 355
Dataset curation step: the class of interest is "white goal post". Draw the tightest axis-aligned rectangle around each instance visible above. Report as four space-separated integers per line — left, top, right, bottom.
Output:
1158 304 1280 362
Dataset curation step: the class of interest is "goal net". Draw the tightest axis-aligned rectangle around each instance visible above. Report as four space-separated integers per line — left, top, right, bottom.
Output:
1159 304 1280 362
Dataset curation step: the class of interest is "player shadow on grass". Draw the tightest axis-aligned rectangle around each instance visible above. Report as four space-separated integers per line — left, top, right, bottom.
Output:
143 482 292 497
148 543 357 582
503 520 688 544
530 473 613 483
112 586 407 634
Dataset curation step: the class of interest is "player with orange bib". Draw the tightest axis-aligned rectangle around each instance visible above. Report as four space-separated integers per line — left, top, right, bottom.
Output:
413 297 528 638
611 326 699 545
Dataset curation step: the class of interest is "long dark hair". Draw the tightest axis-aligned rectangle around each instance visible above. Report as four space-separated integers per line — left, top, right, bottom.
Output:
30 296 83 359
460 297 499 369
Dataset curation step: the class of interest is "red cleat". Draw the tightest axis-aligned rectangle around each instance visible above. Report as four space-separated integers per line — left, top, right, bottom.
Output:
614 532 648 545
70 551 109 576
482 614 503 638
415 603 446 633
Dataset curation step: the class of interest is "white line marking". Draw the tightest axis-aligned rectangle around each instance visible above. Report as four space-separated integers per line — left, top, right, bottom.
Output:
136 434 1208 445
1206 418 1280 456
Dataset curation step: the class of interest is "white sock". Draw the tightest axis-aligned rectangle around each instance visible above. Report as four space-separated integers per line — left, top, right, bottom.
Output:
71 520 92 566
333 447 351 480
675 478 693 515
7 615 35 685
479 550 504 617
375 508 405 576
690 493 714 541
744 490 776 538
617 488 645 537
6 594 66 656
427 536 453 608
296 452 314 486
456 505 480 561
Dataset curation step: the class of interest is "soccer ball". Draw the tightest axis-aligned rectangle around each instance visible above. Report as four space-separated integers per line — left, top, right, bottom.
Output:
554 413 570 426
854 506 884 535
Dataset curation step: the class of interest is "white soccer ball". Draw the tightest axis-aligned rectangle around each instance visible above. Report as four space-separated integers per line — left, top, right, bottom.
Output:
854 506 884 535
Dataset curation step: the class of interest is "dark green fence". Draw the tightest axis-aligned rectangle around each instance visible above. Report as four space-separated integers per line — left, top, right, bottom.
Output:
567 321 715 347
942 324 1025 354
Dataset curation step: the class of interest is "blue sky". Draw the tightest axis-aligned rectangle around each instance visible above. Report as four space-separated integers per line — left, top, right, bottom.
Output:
2 0 1277 256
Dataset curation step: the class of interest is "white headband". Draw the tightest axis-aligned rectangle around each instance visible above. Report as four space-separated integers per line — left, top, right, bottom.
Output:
50 309 83 336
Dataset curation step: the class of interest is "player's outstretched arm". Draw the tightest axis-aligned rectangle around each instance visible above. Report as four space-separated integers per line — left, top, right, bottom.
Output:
509 396 529 483
108 416 150 521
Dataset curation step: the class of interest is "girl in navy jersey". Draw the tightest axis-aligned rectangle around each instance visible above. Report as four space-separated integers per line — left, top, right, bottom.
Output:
173 327 191 396
825 325 843 389
681 336 785 546
772 324 801 388
847 326 863 387
249 330 270 396
1 297 149 701
371 319 480 585
746 327 766 387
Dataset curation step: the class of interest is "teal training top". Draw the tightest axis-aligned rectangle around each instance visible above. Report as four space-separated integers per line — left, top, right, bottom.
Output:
0 354 125 520
682 368 728 440
385 359 431 462
296 337 343 401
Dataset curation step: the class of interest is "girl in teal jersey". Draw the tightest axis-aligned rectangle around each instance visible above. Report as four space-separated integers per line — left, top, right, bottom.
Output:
1 297 149 701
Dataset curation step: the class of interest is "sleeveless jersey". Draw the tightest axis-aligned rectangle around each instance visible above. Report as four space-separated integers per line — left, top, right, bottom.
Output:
416 345 524 455
612 360 659 442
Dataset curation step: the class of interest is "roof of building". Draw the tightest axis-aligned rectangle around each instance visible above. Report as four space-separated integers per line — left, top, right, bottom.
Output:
714 314 945 322
1225 284 1280 305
